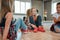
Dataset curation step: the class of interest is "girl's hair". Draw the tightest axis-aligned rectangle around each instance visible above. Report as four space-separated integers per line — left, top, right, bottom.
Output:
57 2 60 5
0 0 13 23
31 8 39 13
26 9 31 18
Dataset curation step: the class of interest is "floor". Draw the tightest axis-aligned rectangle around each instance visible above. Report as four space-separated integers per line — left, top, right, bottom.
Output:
21 31 60 40
21 21 60 40
0 21 60 40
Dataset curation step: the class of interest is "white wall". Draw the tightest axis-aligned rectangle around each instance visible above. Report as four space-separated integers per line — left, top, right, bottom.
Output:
52 0 60 3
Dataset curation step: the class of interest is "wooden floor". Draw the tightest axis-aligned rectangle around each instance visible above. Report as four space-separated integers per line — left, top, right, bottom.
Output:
21 31 60 40
21 21 60 40
0 31 60 40
0 21 60 40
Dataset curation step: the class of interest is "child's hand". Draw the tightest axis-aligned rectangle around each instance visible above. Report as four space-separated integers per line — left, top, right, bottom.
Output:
31 24 37 28
58 16 60 21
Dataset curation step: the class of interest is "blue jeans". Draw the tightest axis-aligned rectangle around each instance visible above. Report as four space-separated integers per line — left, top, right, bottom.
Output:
14 19 27 40
14 18 27 31
16 31 22 40
29 15 42 27
54 25 60 32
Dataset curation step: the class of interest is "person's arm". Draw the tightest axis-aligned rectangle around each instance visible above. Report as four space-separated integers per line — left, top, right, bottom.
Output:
58 16 60 21
53 16 60 23
52 14 58 23
29 16 37 28
53 17 58 23
29 16 35 25
3 12 13 40
37 15 42 26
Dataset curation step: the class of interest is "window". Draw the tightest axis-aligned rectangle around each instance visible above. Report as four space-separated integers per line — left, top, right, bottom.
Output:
14 1 31 14
26 2 31 12
14 1 20 13
21 2 26 13
51 2 57 14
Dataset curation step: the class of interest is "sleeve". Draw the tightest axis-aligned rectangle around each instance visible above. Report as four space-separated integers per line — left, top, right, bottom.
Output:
52 14 56 18
37 15 42 26
29 16 35 25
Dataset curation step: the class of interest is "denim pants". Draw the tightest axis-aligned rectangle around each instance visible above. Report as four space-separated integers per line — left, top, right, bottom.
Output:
54 25 60 32
29 15 42 27
14 18 27 40
16 31 22 40
14 18 27 31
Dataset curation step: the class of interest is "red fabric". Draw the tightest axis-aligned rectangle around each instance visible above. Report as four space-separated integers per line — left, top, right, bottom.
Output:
33 28 38 33
38 27 45 32
7 25 16 40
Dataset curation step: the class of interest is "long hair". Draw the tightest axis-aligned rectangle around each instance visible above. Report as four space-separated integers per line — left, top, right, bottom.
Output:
31 8 39 13
26 9 31 18
0 0 13 23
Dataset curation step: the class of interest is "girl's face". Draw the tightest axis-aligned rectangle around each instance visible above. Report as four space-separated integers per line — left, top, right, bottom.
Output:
31 8 37 16
57 4 60 13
